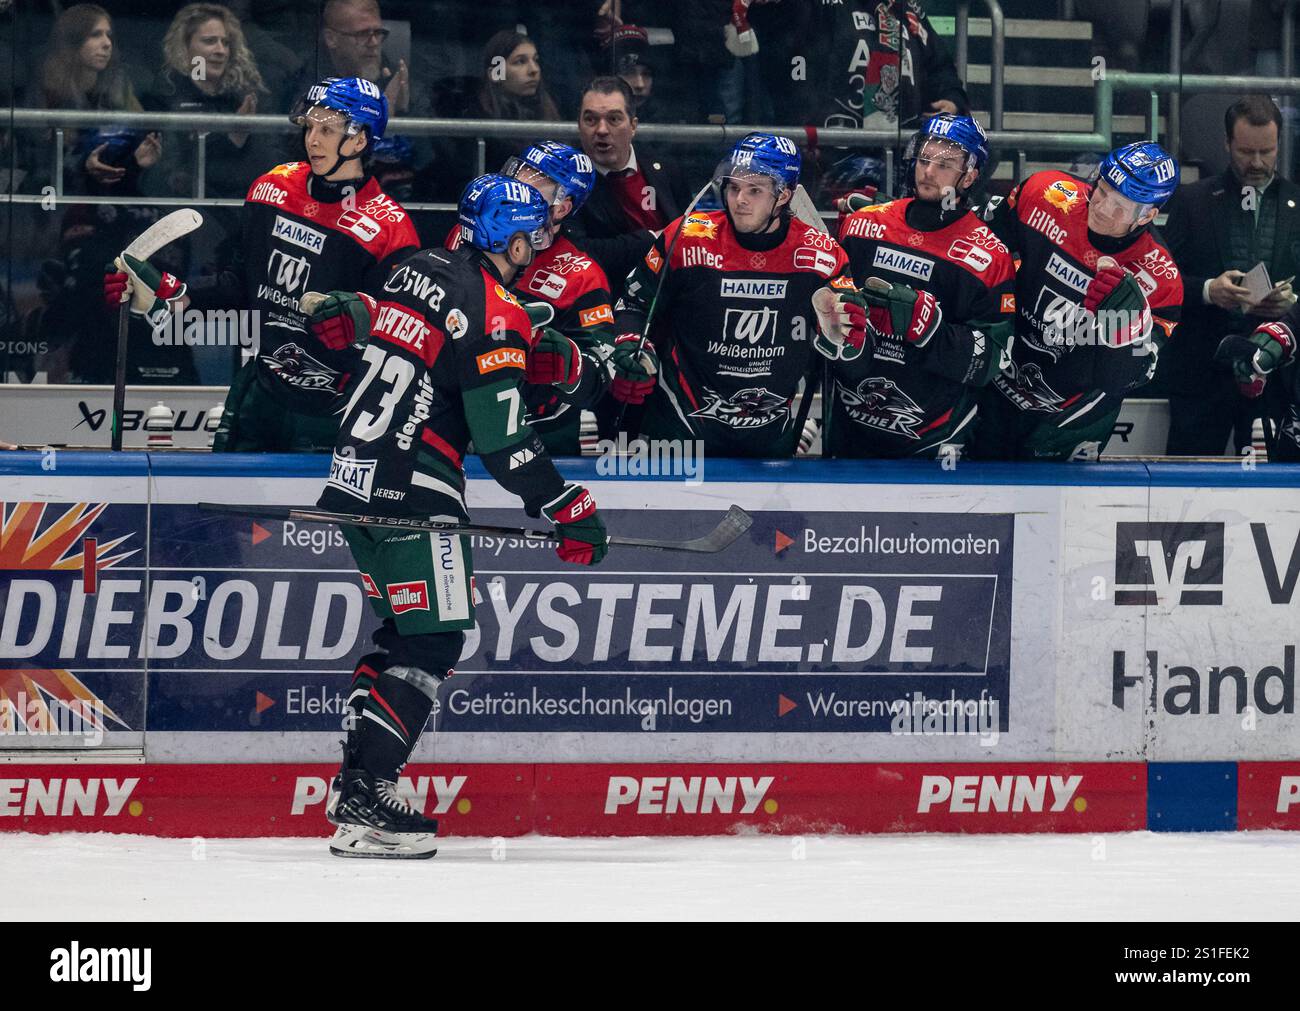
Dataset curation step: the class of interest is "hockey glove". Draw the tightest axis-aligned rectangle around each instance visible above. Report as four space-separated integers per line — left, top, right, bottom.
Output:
811 284 869 361
304 291 378 350
609 334 659 404
520 299 556 332
1215 322 1297 398
526 327 583 394
861 275 942 347
542 483 607 566
835 186 883 215
1084 259 1151 348
104 253 186 327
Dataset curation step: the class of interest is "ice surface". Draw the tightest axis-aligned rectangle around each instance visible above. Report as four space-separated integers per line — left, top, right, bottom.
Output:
1 831 1296 921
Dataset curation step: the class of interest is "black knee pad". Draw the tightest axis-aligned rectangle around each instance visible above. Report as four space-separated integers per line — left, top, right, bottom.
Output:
372 626 464 680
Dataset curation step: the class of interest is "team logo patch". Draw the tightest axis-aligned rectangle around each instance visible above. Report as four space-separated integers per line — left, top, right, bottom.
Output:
493 284 521 308
527 269 567 300
387 580 430 615
1152 315 1177 340
907 232 925 247
326 451 377 502
272 215 326 254
446 308 468 340
681 214 719 240
1001 293 1017 313
838 376 927 439
303 201 320 218
361 573 382 599
549 251 593 274
644 247 663 273
1043 178 1082 213
579 304 615 326
476 347 526 374
267 249 312 294
723 306 780 345
262 342 339 391
689 387 789 429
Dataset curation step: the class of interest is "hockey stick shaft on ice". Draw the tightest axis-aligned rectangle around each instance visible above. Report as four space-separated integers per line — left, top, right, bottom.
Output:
198 501 754 554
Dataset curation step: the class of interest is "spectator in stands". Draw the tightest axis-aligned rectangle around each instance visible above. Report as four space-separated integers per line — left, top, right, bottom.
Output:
32 3 161 196
1161 95 1300 456
144 4 268 200
312 0 410 114
569 75 688 286
601 25 659 121
475 29 562 170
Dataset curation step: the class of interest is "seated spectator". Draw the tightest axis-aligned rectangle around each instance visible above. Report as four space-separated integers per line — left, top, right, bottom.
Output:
1160 95 1300 456
602 25 660 122
30 3 161 197
144 3 268 200
568 75 688 287
476 30 562 165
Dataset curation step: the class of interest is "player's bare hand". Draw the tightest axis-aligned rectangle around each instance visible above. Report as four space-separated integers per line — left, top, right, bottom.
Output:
1207 270 1253 311
85 144 126 184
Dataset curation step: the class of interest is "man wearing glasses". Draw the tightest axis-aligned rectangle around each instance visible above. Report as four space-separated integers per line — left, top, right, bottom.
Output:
308 0 409 116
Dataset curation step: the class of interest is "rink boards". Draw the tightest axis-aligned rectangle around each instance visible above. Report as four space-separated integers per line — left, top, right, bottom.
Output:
0 453 1297 834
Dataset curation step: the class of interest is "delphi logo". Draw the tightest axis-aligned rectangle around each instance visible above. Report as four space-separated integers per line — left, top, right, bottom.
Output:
1114 522 1224 606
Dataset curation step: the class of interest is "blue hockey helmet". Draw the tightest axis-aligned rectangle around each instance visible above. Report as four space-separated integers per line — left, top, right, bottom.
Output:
1095 142 1179 207
290 77 388 143
717 132 802 194
504 142 596 213
902 114 989 199
457 173 552 254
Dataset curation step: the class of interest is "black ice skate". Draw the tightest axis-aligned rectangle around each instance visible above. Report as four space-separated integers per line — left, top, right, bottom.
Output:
328 768 439 860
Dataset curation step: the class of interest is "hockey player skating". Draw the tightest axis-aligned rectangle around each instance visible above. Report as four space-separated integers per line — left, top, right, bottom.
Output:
611 133 863 457
824 115 1015 457
969 142 1183 460
304 173 608 858
103 77 419 452
447 142 617 455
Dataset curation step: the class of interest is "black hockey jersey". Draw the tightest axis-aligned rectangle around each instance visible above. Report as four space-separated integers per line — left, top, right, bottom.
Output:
978 170 1183 433
191 161 419 413
318 246 567 520
616 209 853 457
833 197 1015 456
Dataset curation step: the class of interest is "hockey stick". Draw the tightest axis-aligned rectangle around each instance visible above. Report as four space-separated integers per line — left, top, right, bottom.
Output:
614 176 717 431
111 209 205 451
786 184 835 457
197 501 754 554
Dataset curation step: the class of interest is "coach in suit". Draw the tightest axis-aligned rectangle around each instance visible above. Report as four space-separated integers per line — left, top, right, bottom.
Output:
1161 95 1300 455
567 76 689 288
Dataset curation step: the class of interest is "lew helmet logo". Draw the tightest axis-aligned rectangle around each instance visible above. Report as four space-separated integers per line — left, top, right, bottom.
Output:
1114 522 1225 606
917 775 1083 813
387 580 429 614
604 775 775 814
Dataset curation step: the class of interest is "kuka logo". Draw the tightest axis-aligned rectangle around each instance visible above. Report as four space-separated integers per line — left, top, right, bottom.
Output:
387 580 429 614
476 348 526 375
917 774 1082 813
604 775 775 814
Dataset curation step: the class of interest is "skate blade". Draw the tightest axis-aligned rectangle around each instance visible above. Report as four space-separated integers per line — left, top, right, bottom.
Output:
328 824 437 860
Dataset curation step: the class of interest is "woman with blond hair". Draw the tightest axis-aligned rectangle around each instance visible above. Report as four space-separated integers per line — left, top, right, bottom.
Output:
144 3 270 199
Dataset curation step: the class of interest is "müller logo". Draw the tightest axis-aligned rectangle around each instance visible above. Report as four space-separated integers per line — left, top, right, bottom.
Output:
50 942 151 991
387 581 429 614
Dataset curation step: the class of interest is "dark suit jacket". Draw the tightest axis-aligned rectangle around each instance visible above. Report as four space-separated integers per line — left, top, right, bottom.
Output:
1160 170 1300 396
566 146 689 291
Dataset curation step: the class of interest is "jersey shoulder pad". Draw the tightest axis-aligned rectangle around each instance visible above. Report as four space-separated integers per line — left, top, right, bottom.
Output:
521 238 609 305
945 217 1016 285
1021 169 1090 219
839 198 901 241
246 162 308 202
483 269 531 330
787 218 848 277
1123 238 1184 306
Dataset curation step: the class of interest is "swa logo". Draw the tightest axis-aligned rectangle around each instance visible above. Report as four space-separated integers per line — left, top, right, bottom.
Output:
1114 522 1224 606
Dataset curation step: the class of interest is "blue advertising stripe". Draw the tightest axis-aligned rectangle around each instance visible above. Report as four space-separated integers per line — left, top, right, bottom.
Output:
0 451 150 476
1148 762 1237 832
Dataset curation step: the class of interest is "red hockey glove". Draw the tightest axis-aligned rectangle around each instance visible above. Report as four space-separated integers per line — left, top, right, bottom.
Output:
104 253 186 326
1215 321 1296 398
1084 258 1151 347
861 276 942 347
812 285 869 361
542 483 608 566
304 291 378 350
609 334 659 404
526 327 583 394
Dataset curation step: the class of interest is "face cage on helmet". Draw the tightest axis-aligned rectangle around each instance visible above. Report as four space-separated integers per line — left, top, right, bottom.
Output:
1089 177 1155 226
291 97 370 138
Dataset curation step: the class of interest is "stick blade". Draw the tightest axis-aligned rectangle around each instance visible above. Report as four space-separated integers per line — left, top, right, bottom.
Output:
125 208 204 259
